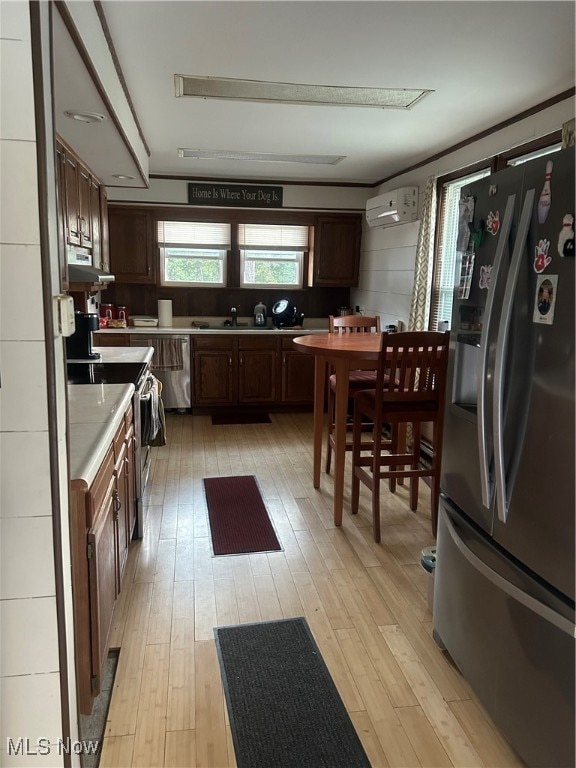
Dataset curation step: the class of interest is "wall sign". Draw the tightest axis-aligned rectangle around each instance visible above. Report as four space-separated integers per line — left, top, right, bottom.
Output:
188 183 283 208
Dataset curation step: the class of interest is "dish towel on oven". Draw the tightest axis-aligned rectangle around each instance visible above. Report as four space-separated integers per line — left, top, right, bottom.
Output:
141 375 164 445
149 379 166 447
147 337 183 371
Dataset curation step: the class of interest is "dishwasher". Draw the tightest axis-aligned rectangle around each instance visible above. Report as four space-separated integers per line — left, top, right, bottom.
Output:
130 335 191 410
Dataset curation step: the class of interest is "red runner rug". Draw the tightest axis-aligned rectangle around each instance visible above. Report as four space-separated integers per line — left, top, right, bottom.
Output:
203 475 281 555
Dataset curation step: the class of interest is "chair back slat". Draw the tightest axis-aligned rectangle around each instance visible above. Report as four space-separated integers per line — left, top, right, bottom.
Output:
329 315 381 334
376 331 450 406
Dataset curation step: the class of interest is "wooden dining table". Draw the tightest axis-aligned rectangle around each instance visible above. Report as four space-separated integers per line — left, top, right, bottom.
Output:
292 333 382 526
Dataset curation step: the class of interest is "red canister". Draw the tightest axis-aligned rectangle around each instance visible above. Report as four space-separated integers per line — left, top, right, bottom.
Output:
100 303 115 320
116 305 129 326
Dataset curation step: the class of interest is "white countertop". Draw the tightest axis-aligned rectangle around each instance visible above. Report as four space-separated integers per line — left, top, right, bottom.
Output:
68 346 155 364
96 315 329 335
68 383 134 490
98 327 328 335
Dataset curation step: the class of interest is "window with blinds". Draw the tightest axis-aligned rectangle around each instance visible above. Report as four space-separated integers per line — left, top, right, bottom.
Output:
238 223 309 288
430 169 490 330
157 221 231 286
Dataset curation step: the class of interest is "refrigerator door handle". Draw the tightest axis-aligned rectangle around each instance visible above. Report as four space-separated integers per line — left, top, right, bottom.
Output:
442 506 576 637
493 189 535 523
477 194 516 509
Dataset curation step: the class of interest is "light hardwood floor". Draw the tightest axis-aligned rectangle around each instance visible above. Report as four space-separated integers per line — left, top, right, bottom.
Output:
99 412 524 768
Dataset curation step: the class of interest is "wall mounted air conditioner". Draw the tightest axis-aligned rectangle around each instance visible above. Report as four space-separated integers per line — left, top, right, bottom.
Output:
365 186 418 228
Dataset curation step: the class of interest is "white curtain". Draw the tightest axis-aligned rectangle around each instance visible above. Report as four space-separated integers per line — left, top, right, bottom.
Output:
408 176 437 330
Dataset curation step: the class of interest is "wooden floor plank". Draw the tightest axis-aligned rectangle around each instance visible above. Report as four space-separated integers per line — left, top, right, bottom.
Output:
349 710 391 768
380 625 484 768
164 730 196 768
396 705 454 767
335 627 421 767
99 734 134 768
131 643 170 768
449 698 525 768
194 640 228 768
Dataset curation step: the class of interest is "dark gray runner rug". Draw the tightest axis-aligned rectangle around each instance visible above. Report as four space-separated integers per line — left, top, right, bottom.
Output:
214 617 371 768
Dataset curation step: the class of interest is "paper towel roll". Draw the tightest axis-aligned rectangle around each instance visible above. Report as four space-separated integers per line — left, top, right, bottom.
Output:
157 299 173 327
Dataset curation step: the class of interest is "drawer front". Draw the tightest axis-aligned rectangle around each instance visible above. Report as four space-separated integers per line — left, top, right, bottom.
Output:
238 335 278 351
193 335 233 351
113 419 125 459
124 403 133 429
87 445 114 527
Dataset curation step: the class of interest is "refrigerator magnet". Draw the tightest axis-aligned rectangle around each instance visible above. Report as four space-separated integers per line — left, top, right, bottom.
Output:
486 210 500 235
534 238 552 273
537 160 553 224
557 214 574 257
533 275 558 325
479 264 492 290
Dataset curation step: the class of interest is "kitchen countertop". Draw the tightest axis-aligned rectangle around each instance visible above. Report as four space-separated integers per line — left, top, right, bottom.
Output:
68 383 134 490
68 346 154 364
97 327 328 335
96 315 329 334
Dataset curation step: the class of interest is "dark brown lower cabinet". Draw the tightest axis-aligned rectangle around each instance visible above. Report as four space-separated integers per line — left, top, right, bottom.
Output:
192 334 313 406
87 476 117 699
193 336 235 405
71 404 135 714
192 335 278 405
238 337 276 403
93 332 130 347
280 337 315 403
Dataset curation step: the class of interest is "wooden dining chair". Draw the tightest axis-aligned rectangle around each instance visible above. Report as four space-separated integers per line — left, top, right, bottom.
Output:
350 330 449 542
325 314 381 473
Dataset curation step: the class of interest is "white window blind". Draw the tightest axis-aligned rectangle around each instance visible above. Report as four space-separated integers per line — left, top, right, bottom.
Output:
157 220 231 287
157 221 230 246
238 223 309 248
430 169 490 330
238 223 308 288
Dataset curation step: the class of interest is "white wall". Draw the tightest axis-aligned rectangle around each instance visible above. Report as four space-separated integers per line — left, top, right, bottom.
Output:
351 97 575 328
108 176 370 210
0 3 75 766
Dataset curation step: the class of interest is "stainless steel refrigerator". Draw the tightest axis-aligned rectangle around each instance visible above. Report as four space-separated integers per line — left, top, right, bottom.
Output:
433 146 574 768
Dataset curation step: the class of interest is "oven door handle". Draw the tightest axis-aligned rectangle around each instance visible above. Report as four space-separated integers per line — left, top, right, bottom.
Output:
138 373 156 400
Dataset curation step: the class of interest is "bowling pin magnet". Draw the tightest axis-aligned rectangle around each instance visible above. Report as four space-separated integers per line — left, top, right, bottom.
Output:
537 160 553 224
557 214 575 257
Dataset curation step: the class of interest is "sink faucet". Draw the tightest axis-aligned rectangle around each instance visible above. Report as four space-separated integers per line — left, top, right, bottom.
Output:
230 306 238 327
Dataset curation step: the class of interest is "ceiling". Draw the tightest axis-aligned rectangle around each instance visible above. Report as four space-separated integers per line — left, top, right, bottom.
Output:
54 1 575 188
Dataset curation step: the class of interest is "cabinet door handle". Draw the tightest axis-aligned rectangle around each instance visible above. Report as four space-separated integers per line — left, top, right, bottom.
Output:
112 489 121 518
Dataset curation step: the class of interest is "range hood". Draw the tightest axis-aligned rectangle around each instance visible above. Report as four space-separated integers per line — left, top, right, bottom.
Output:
68 264 116 284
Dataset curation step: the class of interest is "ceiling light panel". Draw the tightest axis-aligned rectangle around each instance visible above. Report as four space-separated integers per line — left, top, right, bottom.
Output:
178 148 346 165
175 75 431 109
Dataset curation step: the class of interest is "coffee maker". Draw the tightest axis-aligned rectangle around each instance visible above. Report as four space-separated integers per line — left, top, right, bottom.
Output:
66 312 101 360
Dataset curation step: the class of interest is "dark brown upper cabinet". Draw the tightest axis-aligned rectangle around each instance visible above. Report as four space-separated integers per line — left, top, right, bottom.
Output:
108 208 156 284
62 149 97 250
311 215 362 287
55 143 69 290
